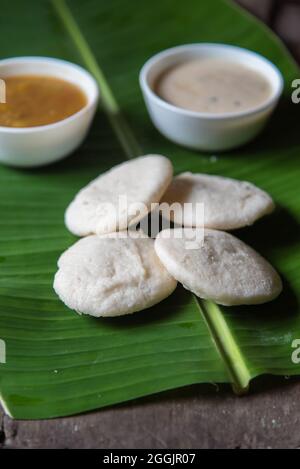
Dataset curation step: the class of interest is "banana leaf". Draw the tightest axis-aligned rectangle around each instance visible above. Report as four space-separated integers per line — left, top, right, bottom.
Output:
0 0 300 419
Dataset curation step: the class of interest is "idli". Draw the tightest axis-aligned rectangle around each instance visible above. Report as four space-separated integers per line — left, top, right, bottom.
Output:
160 172 274 230
54 232 177 317
155 228 282 306
65 155 173 236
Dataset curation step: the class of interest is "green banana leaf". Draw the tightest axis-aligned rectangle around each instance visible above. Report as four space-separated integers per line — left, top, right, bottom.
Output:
0 0 300 419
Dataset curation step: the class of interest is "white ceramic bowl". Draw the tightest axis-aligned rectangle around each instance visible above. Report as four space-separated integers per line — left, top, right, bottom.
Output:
140 44 283 152
0 57 99 167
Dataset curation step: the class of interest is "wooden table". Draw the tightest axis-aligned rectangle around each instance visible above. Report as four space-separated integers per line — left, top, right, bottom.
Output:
1 378 300 448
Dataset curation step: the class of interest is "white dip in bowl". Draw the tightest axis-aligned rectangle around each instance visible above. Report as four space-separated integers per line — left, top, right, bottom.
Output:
140 44 283 152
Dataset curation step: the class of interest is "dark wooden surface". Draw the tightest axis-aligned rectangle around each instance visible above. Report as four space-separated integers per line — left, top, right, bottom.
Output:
237 0 300 61
1 0 300 449
1 379 300 448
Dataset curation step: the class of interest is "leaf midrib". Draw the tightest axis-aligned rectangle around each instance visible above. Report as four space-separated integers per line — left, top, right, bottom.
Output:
52 0 251 394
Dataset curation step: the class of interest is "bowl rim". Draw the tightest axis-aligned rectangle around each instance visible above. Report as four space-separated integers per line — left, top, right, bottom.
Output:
139 43 284 121
0 56 99 133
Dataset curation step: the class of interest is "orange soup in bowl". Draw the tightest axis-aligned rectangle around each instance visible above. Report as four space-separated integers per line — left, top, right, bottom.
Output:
0 75 87 128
